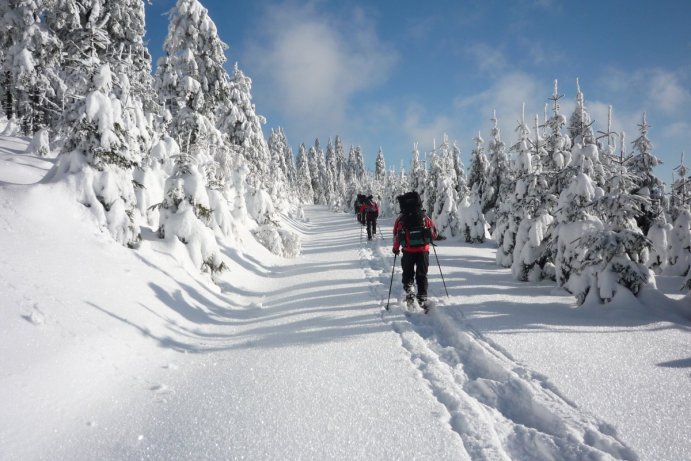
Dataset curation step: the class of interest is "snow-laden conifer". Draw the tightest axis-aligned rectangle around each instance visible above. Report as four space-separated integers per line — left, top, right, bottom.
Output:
494 104 530 267
629 112 664 234
510 115 555 282
459 184 486 243
47 64 141 248
295 143 314 204
0 0 62 134
408 142 426 198
484 110 511 228
568 151 653 304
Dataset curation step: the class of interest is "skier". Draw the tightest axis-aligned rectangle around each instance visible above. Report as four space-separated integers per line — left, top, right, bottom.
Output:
392 191 438 309
354 194 365 225
359 195 379 240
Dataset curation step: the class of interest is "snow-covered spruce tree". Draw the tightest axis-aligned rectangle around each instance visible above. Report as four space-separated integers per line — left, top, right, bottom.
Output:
484 110 511 228
154 0 231 271
316 139 333 206
344 145 366 208
452 140 468 206
100 0 162 227
307 142 322 204
629 112 664 234
667 209 691 277
647 213 673 274
224 63 273 198
375 147 386 182
47 64 141 247
431 135 460 237
459 184 486 243
295 143 314 204
333 135 348 209
510 115 555 282
324 138 342 209
408 142 426 197
424 147 440 216
568 155 653 304
494 104 530 267
467 131 490 205
267 127 292 209
155 0 229 157
544 80 575 195
553 169 603 289
669 153 689 222
0 0 62 135
568 78 593 146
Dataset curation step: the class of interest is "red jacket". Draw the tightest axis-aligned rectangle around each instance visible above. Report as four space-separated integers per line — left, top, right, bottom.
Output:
393 215 437 253
359 201 379 219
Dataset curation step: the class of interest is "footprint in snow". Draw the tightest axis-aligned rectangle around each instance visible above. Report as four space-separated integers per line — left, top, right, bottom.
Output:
150 383 171 394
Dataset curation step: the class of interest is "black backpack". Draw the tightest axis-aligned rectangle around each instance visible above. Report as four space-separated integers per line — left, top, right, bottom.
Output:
397 192 432 247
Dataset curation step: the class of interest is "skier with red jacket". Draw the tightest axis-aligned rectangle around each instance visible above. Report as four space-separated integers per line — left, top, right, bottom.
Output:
392 191 438 308
359 195 379 240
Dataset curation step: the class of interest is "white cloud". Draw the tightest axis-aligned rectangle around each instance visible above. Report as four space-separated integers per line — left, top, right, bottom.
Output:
465 43 507 75
244 2 397 140
649 70 691 114
402 103 455 151
662 121 691 139
600 67 691 115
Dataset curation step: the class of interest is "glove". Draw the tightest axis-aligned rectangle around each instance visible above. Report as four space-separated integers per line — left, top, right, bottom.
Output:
392 248 400 255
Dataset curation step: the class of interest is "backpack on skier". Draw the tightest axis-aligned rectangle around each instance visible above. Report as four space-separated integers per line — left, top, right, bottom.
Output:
362 196 379 220
396 192 433 248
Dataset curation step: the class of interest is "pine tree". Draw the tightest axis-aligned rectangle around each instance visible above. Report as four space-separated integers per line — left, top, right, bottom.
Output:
375 147 386 181
295 143 313 204
48 64 141 247
568 147 653 304
224 63 272 194
629 112 664 234
154 0 228 156
484 110 511 227
0 0 62 134
510 115 555 282
495 104 531 268
408 142 426 197
467 131 489 201
544 80 574 195
568 78 593 145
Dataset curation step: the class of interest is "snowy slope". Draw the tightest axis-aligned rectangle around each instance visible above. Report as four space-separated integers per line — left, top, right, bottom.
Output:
1 136 689 460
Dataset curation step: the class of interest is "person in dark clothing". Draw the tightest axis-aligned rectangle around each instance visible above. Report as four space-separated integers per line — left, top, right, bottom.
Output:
354 194 365 225
392 192 438 307
358 195 379 240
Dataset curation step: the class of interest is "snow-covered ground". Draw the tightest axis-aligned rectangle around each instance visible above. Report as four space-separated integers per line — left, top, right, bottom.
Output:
1 136 689 460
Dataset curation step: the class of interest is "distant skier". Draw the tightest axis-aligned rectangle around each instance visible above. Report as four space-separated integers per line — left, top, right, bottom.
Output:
392 191 438 309
359 195 379 240
354 194 365 225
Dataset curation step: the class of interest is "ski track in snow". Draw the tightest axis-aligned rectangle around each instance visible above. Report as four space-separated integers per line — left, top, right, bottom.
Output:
358 227 638 461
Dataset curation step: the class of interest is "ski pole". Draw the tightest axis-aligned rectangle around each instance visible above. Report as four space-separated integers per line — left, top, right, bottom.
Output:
431 243 449 297
385 253 397 310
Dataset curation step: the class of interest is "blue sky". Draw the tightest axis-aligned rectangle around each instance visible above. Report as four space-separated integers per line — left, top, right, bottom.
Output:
145 0 691 183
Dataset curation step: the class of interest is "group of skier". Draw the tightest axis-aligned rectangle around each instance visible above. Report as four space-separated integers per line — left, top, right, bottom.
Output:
353 191 439 311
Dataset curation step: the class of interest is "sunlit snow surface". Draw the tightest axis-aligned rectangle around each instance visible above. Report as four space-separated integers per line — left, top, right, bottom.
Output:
1 135 689 460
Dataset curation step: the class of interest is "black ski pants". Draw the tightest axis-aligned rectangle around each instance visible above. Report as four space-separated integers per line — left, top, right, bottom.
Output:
401 251 429 298
366 218 377 239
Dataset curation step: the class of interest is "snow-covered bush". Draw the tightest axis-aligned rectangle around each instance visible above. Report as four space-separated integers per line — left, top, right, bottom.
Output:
459 186 487 243
646 216 672 274
253 224 301 258
28 128 50 156
511 212 554 282
569 230 653 304
667 210 691 276
158 156 225 273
